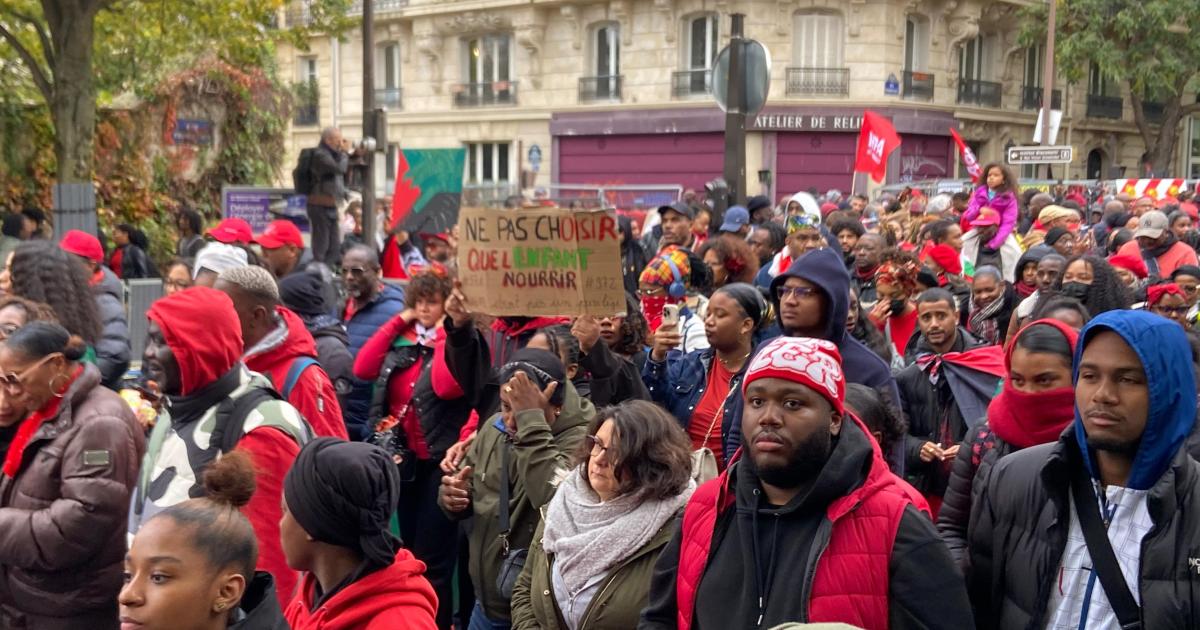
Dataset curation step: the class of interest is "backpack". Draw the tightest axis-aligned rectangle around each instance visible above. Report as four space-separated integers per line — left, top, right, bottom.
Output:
292 148 317 195
210 386 285 454
281 356 320 401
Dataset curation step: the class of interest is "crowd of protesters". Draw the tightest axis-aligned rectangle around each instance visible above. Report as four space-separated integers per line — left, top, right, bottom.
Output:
0 154 1195 629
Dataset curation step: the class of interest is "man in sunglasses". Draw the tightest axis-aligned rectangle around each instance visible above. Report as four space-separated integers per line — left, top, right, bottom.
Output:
719 247 901 460
342 244 407 440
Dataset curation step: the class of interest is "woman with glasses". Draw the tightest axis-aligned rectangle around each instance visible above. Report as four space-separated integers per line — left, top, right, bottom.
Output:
162 258 193 296
1146 282 1193 329
638 247 709 354
643 283 768 471
0 297 58 341
511 400 694 630
0 322 145 628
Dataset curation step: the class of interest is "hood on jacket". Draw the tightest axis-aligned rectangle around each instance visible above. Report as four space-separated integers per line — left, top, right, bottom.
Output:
230 572 289 630
787 192 822 220
245 307 319 369
93 266 124 300
1015 245 1053 280
1072 310 1196 490
769 247 849 344
147 286 242 396
288 549 437 630
311 320 349 344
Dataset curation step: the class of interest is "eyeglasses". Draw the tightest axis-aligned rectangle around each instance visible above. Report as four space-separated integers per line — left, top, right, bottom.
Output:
342 266 370 278
0 353 61 396
775 286 818 301
0 323 18 341
638 286 666 297
1152 305 1190 317
585 434 611 458
164 279 191 290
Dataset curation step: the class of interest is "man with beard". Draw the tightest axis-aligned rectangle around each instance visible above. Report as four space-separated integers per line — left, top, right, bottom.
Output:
640 336 971 629
969 310 1200 629
1115 209 1199 280
748 223 785 270
341 244 406 439
851 233 885 306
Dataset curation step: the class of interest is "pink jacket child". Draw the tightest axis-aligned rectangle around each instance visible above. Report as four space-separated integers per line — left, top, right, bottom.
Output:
963 185 1019 250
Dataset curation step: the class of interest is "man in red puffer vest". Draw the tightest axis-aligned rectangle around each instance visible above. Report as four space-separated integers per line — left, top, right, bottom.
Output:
639 336 971 630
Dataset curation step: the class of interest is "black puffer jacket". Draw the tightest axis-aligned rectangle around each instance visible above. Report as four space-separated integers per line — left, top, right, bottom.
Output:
968 435 1200 629
935 422 1014 569
92 267 131 389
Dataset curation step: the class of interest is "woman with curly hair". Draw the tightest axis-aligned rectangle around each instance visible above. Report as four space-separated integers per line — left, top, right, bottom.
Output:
868 253 922 361
1035 254 1133 320
10 241 102 356
696 234 759 292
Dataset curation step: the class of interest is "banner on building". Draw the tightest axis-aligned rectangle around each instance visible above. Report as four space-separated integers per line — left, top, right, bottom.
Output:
949 128 981 183
854 111 901 183
390 148 467 234
456 207 626 318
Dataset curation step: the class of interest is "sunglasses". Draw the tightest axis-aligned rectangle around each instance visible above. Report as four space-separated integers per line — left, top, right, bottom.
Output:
342 266 371 278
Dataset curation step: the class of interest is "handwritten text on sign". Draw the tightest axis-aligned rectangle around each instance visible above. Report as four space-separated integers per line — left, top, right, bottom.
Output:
456 207 626 318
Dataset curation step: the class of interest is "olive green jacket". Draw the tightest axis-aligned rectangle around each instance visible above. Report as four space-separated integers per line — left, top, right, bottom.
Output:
444 382 594 622
511 509 679 630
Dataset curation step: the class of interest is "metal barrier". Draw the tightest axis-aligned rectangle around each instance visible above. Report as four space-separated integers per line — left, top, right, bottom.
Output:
126 279 164 361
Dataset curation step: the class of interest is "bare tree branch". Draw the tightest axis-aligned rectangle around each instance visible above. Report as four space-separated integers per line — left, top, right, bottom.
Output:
0 21 51 103
1179 102 1200 117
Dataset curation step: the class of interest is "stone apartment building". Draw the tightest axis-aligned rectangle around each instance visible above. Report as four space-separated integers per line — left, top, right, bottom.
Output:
278 0 1200 203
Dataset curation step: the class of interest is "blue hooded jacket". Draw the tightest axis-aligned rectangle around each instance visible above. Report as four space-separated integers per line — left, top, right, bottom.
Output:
1073 310 1196 490
721 247 901 457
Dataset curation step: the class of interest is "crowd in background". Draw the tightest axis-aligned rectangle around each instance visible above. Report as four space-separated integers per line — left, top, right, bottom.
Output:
0 149 1195 629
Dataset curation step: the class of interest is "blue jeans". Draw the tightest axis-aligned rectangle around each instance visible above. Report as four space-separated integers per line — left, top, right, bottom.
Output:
468 602 511 630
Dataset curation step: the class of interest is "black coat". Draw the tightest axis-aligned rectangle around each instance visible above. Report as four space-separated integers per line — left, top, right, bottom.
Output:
936 422 1015 570
968 434 1200 630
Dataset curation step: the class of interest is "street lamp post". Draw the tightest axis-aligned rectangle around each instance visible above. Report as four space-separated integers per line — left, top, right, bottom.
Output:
361 0 376 254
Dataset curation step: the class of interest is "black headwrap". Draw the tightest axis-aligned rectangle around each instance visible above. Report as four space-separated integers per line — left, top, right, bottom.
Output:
716 282 769 329
499 348 567 407
283 438 400 569
279 271 330 317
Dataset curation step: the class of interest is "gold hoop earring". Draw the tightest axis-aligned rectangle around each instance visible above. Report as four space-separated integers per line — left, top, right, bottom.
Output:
48 372 70 398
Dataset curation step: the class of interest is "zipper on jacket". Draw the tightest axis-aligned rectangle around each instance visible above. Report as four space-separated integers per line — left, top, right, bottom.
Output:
798 518 834 623
578 572 620 629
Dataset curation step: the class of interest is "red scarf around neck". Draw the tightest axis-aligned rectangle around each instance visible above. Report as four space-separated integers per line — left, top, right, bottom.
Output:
987 384 1074 449
2 365 82 478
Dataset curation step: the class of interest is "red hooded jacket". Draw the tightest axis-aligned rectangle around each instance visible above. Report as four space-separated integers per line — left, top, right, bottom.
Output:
146 287 305 606
284 549 439 630
245 307 348 440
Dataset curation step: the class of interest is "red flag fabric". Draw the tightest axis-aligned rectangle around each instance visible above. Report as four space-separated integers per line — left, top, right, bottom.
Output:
389 149 422 232
854 111 901 183
949 127 982 183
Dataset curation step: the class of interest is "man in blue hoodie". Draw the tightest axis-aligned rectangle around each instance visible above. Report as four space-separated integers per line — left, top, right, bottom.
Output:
722 247 900 457
968 310 1200 629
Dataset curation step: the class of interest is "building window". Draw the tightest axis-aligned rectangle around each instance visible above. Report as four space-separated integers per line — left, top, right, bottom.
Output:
792 12 843 69
581 23 621 101
299 56 318 84
674 14 718 97
959 35 993 82
1024 44 1043 89
375 42 402 109
1189 119 1200 179
465 142 511 185
1087 63 1123 119
457 35 515 106
294 56 319 126
384 143 399 190
1088 63 1117 97
904 16 929 72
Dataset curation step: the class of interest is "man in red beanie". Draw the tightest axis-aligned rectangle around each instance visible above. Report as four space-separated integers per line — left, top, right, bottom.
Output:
59 229 131 389
129 287 313 607
926 243 964 288
642 336 969 629
1107 252 1148 289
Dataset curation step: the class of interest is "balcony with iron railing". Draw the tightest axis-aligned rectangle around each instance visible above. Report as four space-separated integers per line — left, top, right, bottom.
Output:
293 103 319 126
284 0 407 26
785 67 850 97
957 78 1002 108
902 70 934 101
1087 94 1124 119
672 69 712 98
1021 86 1063 110
1141 100 1166 124
579 76 622 102
452 81 518 107
375 88 402 110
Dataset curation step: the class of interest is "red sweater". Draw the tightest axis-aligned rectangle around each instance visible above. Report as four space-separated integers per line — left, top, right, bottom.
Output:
246 307 347 440
1116 239 1199 278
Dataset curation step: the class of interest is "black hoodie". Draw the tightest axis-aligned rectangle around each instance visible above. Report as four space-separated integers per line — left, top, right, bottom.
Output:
720 248 901 457
639 419 972 629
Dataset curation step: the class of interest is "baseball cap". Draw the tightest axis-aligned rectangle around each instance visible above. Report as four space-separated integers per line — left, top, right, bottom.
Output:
207 218 253 244
719 206 750 233
1134 210 1169 240
969 208 1001 228
59 230 103 263
254 219 304 249
657 202 695 220
418 232 451 244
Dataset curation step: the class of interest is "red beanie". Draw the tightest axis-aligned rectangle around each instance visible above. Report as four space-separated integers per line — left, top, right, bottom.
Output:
926 244 963 276
743 337 845 415
1107 253 1148 279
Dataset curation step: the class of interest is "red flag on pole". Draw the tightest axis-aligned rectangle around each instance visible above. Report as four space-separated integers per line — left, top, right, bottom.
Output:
853 111 901 183
949 127 982 183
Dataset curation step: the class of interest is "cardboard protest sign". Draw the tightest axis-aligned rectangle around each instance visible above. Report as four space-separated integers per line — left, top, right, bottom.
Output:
456 207 626 318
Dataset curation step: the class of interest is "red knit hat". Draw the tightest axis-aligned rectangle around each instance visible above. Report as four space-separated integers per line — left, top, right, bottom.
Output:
1107 252 1148 279
59 230 103 263
743 337 845 415
926 244 963 276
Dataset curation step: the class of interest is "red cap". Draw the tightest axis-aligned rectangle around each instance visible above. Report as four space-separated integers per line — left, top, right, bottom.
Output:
418 232 451 244
742 337 845 415
926 244 963 276
59 230 103 263
207 218 253 244
1181 202 1199 221
969 208 1001 227
254 219 304 249
1107 252 1148 279
819 202 839 217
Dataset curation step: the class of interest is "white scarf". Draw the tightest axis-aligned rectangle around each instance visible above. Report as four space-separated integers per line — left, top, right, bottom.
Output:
542 469 694 596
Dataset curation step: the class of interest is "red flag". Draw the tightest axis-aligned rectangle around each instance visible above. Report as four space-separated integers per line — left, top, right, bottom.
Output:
389 149 422 232
854 111 901 183
949 127 982 183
